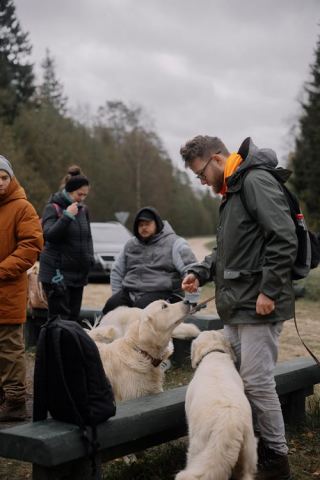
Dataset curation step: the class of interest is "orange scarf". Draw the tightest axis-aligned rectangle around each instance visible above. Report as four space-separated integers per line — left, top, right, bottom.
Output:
219 153 243 195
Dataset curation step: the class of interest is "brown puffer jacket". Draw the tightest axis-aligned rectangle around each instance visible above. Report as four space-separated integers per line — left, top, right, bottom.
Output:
0 177 44 324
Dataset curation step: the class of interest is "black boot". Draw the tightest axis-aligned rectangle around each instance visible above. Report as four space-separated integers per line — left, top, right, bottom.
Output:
0 399 27 422
256 440 292 480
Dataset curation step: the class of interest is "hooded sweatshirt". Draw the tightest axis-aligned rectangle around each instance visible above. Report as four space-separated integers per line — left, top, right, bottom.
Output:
111 207 198 297
0 177 43 323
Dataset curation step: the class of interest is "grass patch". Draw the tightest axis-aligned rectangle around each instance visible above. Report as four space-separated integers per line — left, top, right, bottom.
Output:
101 441 188 479
204 238 216 250
100 397 320 479
296 265 320 301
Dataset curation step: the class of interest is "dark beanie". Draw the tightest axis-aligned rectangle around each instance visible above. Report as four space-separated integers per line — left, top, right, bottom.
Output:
65 175 89 192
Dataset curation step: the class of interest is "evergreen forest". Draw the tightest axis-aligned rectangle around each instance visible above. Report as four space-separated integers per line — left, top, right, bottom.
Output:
1 1 319 234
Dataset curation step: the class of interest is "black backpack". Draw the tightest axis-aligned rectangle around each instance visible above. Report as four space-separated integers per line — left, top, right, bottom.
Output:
33 315 116 462
240 170 320 280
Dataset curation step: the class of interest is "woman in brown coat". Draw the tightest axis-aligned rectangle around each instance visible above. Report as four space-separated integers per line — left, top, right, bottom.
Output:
0 156 43 422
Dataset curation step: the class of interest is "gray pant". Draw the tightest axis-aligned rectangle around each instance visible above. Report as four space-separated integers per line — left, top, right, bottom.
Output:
224 322 288 455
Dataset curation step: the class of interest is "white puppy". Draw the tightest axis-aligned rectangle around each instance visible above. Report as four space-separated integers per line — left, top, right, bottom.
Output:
176 330 257 480
87 304 201 344
89 300 191 402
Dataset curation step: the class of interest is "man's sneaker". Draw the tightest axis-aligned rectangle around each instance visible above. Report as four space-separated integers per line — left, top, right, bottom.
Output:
256 441 292 480
0 399 27 422
0 388 5 406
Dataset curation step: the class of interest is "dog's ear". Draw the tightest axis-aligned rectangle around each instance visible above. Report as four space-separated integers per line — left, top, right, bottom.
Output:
138 313 156 338
221 336 237 362
190 339 203 369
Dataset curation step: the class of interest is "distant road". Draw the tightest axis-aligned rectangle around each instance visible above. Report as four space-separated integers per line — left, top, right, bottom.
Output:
187 236 214 262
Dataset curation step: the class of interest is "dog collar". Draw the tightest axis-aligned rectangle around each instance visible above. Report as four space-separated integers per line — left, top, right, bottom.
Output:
135 348 163 367
196 348 227 368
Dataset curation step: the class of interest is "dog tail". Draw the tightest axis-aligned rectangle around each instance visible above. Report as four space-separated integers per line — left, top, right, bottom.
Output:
82 314 102 330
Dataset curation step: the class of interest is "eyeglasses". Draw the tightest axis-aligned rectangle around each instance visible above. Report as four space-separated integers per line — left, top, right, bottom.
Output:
196 151 221 180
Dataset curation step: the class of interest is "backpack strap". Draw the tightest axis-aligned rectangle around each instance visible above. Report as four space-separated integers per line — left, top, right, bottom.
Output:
52 203 62 218
81 204 88 219
239 169 292 220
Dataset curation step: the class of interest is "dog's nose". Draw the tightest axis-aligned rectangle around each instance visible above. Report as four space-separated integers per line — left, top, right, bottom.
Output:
183 299 190 305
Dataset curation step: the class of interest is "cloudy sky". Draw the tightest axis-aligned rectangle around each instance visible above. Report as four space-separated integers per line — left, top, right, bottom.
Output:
15 0 319 170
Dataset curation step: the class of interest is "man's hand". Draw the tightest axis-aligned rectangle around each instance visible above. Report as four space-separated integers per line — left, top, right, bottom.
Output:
256 292 275 315
182 274 200 293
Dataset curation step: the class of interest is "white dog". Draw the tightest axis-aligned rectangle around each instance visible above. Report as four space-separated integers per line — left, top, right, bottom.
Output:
86 304 201 345
176 330 257 480
88 300 191 402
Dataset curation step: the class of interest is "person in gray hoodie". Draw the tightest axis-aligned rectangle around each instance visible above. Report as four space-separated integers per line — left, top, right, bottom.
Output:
102 206 199 315
180 136 296 480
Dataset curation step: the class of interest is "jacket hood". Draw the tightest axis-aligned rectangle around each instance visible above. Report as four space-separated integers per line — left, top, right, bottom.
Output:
0 177 27 205
48 191 72 209
133 206 165 241
227 137 292 189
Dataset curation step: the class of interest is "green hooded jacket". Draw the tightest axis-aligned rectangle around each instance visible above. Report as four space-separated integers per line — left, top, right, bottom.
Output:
189 137 297 325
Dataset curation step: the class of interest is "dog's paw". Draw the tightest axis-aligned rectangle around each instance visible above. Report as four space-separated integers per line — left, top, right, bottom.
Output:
123 453 138 465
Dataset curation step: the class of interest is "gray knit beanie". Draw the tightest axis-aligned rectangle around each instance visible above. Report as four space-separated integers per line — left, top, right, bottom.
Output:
0 155 14 179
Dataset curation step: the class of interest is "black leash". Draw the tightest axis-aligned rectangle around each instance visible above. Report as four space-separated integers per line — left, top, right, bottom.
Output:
294 307 320 367
188 296 320 367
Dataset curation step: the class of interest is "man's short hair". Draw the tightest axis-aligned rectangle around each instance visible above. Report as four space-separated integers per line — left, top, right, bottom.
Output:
180 136 230 166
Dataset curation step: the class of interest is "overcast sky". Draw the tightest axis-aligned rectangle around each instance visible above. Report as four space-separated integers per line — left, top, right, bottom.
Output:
15 0 319 171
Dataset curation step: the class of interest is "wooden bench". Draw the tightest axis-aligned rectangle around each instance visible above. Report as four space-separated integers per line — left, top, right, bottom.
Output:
0 358 319 480
24 307 103 349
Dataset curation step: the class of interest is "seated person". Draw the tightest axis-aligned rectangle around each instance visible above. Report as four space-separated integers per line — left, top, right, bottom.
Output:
102 206 199 314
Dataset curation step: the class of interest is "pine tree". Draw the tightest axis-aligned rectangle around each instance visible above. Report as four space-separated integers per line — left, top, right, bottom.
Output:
291 32 320 231
0 0 35 122
38 48 68 115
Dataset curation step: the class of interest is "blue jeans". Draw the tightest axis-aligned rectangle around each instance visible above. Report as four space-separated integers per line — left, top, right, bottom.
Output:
224 322 288 455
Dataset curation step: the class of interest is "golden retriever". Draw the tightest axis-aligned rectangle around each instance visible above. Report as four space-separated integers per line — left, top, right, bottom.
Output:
88 300 191 402
86 304 200 345
176 330 257 480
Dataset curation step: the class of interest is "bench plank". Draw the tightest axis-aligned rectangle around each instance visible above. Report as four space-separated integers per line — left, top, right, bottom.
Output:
0 387 187 466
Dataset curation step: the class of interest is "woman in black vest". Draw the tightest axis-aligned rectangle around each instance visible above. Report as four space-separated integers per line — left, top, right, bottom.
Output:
39 166 94 323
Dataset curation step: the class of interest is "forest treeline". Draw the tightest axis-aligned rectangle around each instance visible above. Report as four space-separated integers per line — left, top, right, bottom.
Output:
1 1 319 234
0 1 220 236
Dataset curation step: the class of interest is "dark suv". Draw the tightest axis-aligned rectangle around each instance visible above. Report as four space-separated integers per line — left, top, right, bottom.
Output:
89 222 132 281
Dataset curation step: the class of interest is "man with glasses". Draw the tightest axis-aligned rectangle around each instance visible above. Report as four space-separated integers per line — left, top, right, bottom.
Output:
179 136 296 480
